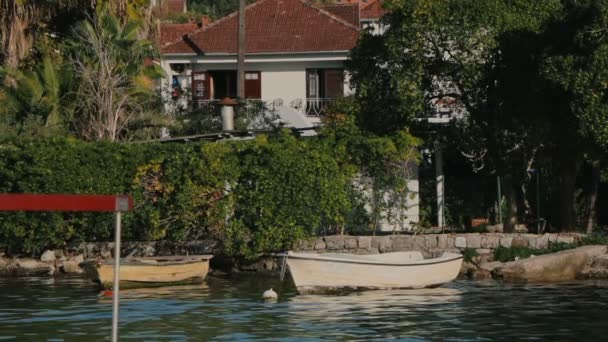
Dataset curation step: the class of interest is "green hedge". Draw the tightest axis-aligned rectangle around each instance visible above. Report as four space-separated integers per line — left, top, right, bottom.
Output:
0 129 419 259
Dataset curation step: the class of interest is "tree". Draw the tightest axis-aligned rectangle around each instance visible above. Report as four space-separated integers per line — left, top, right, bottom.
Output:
0 55 74 135
542 0 608 232
67 6 163 141
347 0 600 231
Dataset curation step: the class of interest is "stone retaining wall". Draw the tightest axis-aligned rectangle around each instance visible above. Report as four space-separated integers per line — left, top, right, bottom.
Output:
0 233 586 276
293 233 584 257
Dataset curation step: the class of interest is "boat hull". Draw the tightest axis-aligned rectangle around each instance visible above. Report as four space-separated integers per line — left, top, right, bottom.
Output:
82 256 211 289
286 251 463 294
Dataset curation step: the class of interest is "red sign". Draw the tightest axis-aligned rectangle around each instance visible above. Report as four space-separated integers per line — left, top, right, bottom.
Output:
0 194 133 212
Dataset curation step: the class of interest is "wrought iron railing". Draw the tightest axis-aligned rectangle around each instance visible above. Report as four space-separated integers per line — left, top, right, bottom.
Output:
304 98 333 117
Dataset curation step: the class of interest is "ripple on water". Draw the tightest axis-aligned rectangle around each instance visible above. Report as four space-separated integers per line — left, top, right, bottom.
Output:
1 277 608 341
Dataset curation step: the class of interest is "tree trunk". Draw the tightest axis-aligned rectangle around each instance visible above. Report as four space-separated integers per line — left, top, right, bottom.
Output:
503 178 518 233
236 0 246 99
586 159 601 234
553 159 581 231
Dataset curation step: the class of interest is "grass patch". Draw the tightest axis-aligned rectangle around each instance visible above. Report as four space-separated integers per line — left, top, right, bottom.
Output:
493 233 608 263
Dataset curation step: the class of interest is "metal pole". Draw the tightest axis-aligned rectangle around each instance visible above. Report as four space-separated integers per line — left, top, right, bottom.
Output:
112 211 121 342
497 176 502 224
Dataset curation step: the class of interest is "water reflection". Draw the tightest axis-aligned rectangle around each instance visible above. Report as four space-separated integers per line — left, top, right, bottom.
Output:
0 277 607 341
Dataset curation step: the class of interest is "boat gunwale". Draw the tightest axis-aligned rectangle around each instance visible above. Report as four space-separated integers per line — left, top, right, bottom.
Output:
82 255 213 267
287 252 463 267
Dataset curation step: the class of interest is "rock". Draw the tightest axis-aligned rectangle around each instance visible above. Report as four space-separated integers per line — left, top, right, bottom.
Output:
511 236 528 248
472 269 492 280
475 248 492 255
455 236 467 249
372 236 393 253
357 236 372 249
497 245 607 283
557 235 575 244
437 234 449 249
514 224 528 233
424 235 438 249
11 259 53 276
487 224 504 233
344 237 358 249
313 238 326 250
479 261 503 273
459 261 477 277
466 234 481 249
534 234 549 249
324 236 345 250
40 250 56 262
500 237 513 248
481 235 500 248
61 260 83 274
72 254 84 264
581 255 608 279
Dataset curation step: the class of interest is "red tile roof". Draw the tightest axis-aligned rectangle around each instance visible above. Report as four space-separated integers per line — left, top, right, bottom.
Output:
320 3 360 26
360 0 383 20
161 0 359 55
159 23 199 46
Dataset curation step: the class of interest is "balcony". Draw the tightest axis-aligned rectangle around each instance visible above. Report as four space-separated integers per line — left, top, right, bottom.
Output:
303 98 334 117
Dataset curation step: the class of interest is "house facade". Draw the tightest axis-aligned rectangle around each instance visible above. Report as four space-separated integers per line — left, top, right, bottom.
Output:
159 0 362 125
159 0 419 231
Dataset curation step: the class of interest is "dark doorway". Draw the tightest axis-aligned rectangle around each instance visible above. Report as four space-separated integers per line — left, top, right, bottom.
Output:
209 70 237 99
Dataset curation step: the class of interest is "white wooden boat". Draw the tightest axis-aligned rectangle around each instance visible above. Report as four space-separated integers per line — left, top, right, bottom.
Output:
81 255 213 289
286 251 462 294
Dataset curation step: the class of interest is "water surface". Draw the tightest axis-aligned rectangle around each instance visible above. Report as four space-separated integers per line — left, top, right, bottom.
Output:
0 275 607 341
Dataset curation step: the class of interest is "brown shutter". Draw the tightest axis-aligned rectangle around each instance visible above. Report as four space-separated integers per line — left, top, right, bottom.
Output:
244 71 261 99
191 71 210 102
324 69 344 98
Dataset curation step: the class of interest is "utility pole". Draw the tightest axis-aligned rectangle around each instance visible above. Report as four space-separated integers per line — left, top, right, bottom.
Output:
237 0 246 99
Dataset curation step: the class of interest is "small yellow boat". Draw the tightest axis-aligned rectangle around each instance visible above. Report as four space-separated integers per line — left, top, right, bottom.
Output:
81 255 213 289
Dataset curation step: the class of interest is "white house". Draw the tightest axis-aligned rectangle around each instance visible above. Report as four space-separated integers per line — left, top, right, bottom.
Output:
159 0 419 231
159 0 366 127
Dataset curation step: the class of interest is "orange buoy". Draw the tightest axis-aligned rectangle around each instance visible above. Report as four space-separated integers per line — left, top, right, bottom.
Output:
101 290 113 297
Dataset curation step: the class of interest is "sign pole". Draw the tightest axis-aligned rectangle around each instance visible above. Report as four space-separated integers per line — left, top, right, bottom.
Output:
112 211 121 342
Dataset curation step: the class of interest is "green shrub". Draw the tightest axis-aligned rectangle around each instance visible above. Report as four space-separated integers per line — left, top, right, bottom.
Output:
0 129 421 258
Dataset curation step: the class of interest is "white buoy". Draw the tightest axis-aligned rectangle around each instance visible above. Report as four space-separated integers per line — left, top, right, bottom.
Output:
262 288 278 300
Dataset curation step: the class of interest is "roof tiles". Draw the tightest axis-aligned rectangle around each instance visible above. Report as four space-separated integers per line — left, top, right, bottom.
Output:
162 0 359 55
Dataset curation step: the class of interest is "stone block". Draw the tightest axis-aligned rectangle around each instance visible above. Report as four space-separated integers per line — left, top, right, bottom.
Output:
40 250 56 262
534 234 549 249
358 236 372 249
500 237 513 248
61 260 83 274
313 238 326 250
294 239 313 251
72 254 84 264
324 236 345 250
481 235 500 249
424 235 438 249
476 248 492 255
455 236 467 248
437 234 449 249
466 233 481 248
511 236 528 248
372 236 393 252
557 236 575 244
344 237 358 249
391 235 413 250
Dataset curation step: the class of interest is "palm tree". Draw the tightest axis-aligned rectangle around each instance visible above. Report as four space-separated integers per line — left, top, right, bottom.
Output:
67 5 163 141
1 56 74 135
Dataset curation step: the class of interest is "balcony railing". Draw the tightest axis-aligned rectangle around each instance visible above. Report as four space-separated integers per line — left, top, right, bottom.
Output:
304 98 333 117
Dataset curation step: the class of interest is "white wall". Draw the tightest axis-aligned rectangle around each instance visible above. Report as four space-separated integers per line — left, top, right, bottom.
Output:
160 54 349 108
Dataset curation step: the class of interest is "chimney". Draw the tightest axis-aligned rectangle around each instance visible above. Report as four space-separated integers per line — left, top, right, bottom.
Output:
201 15 211 28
